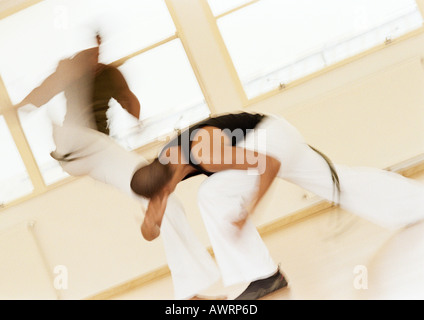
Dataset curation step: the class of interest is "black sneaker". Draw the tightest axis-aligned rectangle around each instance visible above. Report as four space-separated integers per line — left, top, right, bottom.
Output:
234 269 288 300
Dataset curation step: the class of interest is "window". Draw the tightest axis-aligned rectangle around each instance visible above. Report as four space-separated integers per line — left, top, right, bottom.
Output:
0 116 33 205
208 0 424 99
207 0 255 17
0 0 178 105
111 39 210 150
17 101 69 185
0 0 210 199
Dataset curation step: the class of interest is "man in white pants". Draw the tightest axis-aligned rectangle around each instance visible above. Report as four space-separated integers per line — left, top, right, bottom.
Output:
14 33 149 205
130 112 424 300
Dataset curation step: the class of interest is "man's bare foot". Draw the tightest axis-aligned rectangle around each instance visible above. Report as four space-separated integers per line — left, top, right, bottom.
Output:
189 295 227 300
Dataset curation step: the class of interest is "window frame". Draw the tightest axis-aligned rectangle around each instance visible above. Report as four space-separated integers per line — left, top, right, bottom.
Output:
202 0 424 106
0 0 212 211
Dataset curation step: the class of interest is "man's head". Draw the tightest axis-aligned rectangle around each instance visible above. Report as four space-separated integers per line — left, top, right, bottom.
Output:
130 158 174 198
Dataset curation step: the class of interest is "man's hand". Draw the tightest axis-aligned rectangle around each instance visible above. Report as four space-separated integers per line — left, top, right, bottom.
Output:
148 192 169 227
232 199 257 230
141 191 169 241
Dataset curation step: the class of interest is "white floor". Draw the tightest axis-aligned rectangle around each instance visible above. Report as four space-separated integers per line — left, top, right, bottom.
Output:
112 171 424 300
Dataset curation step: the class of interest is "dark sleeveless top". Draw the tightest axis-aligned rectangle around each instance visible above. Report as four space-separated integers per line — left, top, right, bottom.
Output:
161 112 265 180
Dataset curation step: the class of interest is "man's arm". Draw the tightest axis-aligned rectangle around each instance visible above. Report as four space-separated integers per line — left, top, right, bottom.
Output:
141 192 169 241
16 47 99 109
109 67 141 119
16 63 68 108
204 145 281 213
115 90 140 119
192 126 281 219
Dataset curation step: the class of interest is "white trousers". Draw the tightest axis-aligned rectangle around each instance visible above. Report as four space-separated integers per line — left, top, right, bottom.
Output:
52 124 147 199
158 170 277 300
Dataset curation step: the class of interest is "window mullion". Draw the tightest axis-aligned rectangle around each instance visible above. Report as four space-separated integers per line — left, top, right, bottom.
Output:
200 0 249 106
416 0 424 21
0 75 47 195
215 0 261 19
110 34 178 68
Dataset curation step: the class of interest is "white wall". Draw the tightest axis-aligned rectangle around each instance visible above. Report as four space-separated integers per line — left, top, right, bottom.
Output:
1 0 424 299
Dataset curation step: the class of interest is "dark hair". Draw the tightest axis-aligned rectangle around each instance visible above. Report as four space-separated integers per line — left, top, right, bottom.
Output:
130 158 174 198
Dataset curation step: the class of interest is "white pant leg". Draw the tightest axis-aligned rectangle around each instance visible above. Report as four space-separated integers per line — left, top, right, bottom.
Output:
247 115 424 230
160 194 221 300
53 125 147 199
53 125 149 224
333 165 424 229
197 170 278 287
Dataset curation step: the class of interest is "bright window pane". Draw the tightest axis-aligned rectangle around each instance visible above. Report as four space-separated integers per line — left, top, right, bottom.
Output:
216 0 423 98
0 116 33 204
0 0 175 105
109 39 210 150
86 0 176 63
18 100 69 186
207 0 255 16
